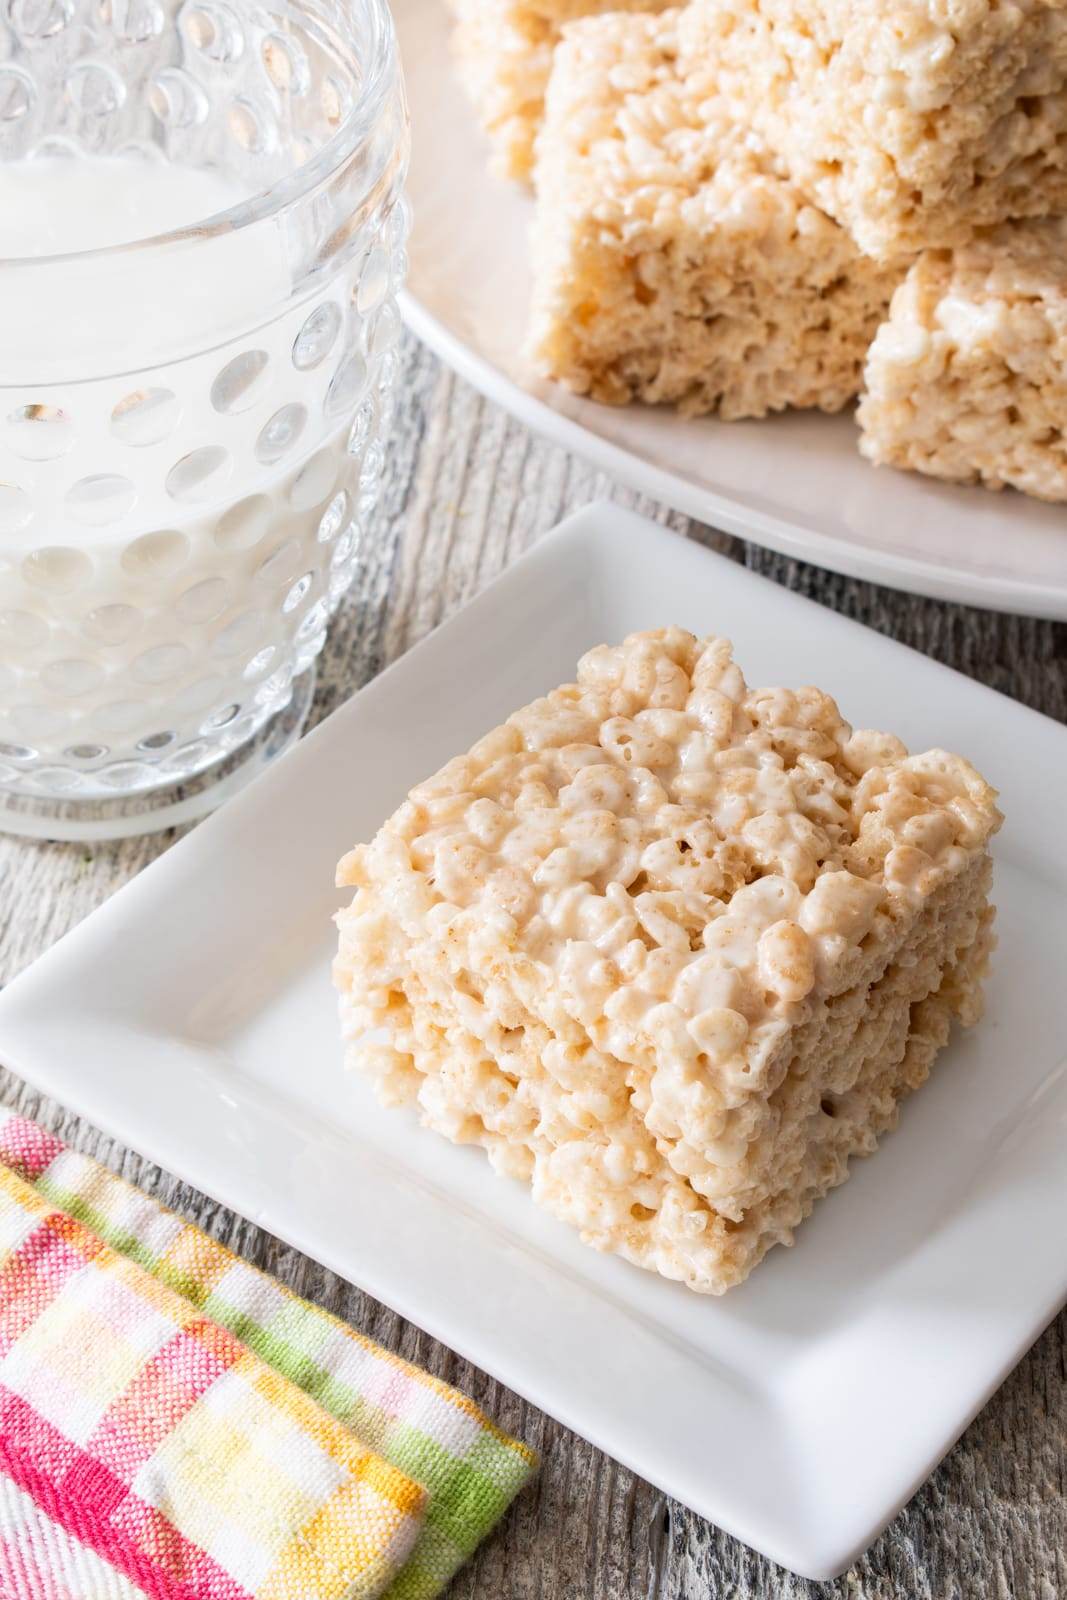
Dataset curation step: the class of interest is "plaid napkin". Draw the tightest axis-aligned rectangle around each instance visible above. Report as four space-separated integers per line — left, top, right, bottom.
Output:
0 1112 536 1600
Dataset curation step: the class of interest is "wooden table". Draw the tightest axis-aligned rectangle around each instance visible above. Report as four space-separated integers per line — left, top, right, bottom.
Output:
2 334 1064 1600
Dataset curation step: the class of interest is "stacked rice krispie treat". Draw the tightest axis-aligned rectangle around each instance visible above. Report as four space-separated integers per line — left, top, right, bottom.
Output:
858 221 1067 501
449 0 672 179
683 0 1067 262
335 630 1001 1293
528 10 902 417
450 0 1067 498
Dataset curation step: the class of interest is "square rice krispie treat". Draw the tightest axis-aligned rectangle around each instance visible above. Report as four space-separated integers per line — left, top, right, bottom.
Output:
528 10 902 418
681 0 1067 260
449 0 670 181
858 220 1067 501
335 628 1001 1294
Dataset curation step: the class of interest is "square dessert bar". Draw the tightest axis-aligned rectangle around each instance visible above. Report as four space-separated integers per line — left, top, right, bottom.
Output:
858 220 1067 502
335 629 1001 1294
682 0 1067 260
449 0 669 180
528 10 901 418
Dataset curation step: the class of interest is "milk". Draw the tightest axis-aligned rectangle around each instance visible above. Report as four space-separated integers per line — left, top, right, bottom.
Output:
0 154 372 789
0 157 246 255
0 158 293 383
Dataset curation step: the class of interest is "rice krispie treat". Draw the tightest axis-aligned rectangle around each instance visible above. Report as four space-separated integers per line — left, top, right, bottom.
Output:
449 0 670 180
858 220 1067 501
681 0 1067 260
528 10 902 418
335 629 1001 1294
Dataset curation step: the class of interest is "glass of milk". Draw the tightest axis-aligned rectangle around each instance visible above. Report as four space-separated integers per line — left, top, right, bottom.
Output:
0 0 408 839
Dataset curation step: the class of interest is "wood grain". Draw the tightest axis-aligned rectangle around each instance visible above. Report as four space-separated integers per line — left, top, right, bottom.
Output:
1 332 1064 1600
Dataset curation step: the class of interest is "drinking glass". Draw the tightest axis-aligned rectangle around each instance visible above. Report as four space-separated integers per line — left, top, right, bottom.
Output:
0 0 409 838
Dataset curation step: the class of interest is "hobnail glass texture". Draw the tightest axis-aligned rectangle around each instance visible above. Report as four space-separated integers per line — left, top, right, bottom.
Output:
0 0 408 799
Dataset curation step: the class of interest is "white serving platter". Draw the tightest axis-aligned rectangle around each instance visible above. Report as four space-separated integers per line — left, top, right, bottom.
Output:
394 0 1067 619
0 504 1065 1580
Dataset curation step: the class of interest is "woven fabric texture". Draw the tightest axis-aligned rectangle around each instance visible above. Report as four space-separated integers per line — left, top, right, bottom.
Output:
0 1159 425 1599
0 1112 536 1600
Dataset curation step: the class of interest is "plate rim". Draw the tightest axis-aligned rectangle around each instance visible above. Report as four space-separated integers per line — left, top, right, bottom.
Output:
399 293 1067 623
1 503 1066 1581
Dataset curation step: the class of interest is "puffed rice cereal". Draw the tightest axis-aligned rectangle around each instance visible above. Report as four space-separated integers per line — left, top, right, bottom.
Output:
334 628 1001 1293
448 0 670 180
528 10 903 418
858 220 1067 501
681 0 1067 261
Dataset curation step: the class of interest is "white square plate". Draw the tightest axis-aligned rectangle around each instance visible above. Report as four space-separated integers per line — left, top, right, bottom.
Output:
0 504 1065 1581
